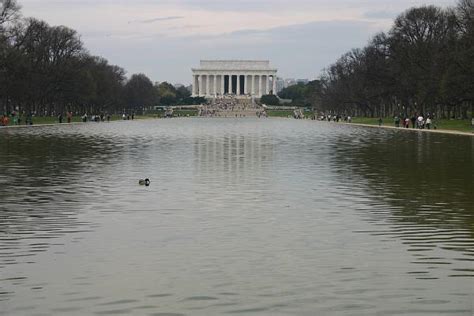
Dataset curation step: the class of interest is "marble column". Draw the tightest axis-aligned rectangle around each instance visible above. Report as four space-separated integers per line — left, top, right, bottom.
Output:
213 74 217 96
229 74 233 94
255 75 258 96
259 75 263 97
265 75 270 95
252 75 255 96
206 75 210 96
221 75 225 95
198 75 202 97
272 75 277 95
244 75 248 95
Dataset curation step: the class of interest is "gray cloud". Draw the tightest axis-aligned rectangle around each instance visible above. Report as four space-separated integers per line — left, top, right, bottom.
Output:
84 20 376 83
19 0 456 84
363 10 398 20
19 0 455 15
134 0 454 13
128 16 184 24
166 24 207 31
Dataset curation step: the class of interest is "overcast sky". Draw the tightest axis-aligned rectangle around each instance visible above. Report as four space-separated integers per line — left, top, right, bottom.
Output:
19 0 455 84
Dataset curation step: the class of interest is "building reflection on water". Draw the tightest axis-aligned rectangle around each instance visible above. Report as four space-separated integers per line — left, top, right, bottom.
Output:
329 128 474 278
193 133 274 184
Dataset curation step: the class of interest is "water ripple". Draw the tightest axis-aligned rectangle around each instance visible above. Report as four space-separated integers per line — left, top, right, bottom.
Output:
0 119 472 315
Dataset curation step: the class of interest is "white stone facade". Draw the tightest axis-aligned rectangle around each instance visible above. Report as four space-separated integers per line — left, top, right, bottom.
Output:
191 60 278 98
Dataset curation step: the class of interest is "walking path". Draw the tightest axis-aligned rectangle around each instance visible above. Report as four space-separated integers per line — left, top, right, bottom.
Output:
0 122 84 129
0 117 155 129
344 122 473 137
1 117 473 136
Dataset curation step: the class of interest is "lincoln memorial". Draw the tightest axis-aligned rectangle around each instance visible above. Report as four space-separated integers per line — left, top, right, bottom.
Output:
192 60 278 98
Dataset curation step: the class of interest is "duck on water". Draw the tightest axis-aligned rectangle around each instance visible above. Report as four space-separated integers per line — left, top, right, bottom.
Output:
139 178 150 186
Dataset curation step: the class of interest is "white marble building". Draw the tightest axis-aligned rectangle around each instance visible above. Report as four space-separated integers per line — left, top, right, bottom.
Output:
191 60 278 98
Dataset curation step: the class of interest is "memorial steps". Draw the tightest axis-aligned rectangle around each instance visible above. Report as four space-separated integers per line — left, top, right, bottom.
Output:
198 96 264 118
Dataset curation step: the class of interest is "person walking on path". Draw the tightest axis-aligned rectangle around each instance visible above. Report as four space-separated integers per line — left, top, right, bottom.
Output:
411 115 416 128
67 111 72 123
394 116 400 127
417 115 424 129
12 112 18 125
378 117 383 126
425 117 432 129
26 113 33 125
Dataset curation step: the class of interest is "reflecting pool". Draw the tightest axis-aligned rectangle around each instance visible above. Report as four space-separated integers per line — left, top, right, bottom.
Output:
0 119 473 315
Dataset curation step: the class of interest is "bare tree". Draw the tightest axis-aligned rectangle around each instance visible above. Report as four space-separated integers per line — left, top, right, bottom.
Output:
0 0 20 27
320 3 473 119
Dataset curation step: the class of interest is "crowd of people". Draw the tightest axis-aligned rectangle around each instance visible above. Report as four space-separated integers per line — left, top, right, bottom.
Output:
318 112 437 130
388 114 435 129
319 114 352 123
212 95 240 112
199 95 257 117
257 111 268 118
81 113 114 123
1 111 35 126
0 111 123 126
293 109 306 119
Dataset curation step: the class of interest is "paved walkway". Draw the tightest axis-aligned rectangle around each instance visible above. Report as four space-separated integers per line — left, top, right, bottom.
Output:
345 122 474 137
0 118 154 129
2 118 473 136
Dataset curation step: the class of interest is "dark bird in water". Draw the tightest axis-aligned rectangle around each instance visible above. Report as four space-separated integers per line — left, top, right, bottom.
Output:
139 178 150 186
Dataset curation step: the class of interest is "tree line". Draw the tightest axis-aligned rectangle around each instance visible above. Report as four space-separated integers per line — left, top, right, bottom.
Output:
0 0 198 117
275 80 322 108
319 0 473 119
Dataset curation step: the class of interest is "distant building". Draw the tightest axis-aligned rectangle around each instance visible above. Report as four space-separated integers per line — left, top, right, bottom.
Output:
277 78 309 90
284 79 296 88
191 60 278 98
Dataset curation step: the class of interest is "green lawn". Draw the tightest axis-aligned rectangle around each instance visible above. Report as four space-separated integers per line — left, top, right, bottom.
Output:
350 117 473 132
266 110 316 118
173 110 199 117
266 110 295 117
23 111 198 124
4 113 471 133
20 116 83 125
432 119 473 132
6 114 159 126
143 110 198 117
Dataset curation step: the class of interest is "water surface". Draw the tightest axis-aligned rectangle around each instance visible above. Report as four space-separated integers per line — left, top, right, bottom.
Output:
0 119 473 315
